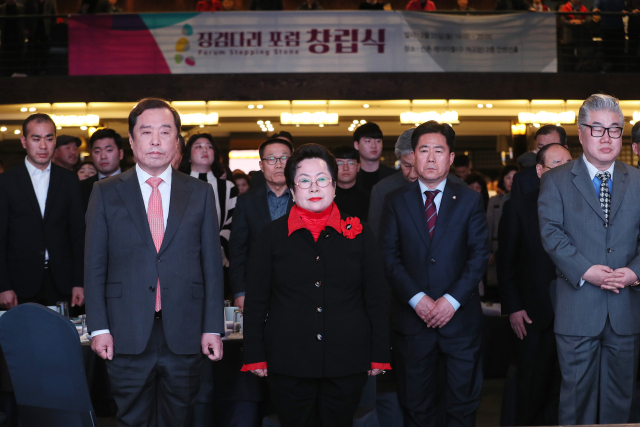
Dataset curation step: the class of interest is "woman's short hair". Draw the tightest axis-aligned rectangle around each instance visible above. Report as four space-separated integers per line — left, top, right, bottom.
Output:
497 164 520 192
285 144 338 191
179 133 224 177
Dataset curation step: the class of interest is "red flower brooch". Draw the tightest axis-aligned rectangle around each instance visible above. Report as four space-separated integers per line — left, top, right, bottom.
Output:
341 217 363 239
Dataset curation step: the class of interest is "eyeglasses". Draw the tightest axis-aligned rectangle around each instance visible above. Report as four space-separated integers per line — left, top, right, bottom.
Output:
262 156 289 165
582 124 623 138
295 177 332 189
336 160 357 168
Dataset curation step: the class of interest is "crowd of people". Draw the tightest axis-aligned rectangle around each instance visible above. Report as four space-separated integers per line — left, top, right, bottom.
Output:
2 94 640 426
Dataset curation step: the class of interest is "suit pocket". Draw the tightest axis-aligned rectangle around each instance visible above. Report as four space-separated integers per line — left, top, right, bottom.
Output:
192 283 205 299
106 283 122 298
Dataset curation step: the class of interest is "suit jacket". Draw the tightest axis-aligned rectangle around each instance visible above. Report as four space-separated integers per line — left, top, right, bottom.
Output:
380 180 489 336
538 157 640 337
510 166 539 204
228 185 293 296
80 174 98 212
84 168 224 355
497 191 556 331
243 211 390 378
368 173 465 239
0 162 85 298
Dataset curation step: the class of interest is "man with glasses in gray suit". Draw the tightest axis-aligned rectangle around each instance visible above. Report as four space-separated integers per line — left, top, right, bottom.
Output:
538 93 640 425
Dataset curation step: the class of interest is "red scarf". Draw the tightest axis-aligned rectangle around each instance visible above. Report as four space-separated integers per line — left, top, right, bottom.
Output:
288 202 341 241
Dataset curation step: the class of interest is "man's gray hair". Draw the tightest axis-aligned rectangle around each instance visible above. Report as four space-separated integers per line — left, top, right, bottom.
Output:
578 94 624 129
395 128 415 159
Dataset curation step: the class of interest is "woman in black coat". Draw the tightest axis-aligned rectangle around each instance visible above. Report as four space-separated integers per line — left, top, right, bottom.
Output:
242 143 390 427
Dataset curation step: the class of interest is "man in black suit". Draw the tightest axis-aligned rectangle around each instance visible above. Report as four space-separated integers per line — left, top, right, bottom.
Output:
80 128 124 211
229 138 293 309
354 122 396 194
0 113 85 309
497 143 572 426
52 134 80 171
85 98 224 426
380 121 489 427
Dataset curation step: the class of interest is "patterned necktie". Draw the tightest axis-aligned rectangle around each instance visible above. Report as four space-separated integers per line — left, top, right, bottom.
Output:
596 171 611 223
424 190 440 238
146 177 164 312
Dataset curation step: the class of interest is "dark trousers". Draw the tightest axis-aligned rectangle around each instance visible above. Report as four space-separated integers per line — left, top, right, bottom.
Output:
394 329 483 427
17 268 66 307
513 322 560 426
556 316 640 425
106 318 204 427
267 372 368 427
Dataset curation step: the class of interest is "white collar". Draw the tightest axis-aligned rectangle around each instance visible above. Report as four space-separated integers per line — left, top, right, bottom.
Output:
583 154 614 181
136 164 172 188
418 177 447 194
24 156 51 176
99 168 121 180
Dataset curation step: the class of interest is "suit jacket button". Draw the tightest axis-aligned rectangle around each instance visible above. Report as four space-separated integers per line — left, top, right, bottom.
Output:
316 334 322 341
430 259 436 264
607 248 612 253
157 258 162 263
149 286 155 292
317 307 322 312
315 255 321 261
315 281 321 287
604 223 608 228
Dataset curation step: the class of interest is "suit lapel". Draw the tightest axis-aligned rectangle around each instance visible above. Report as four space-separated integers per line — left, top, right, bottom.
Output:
43 165 61 221
16 162 42 219
116 168 157 254
609 160 629 222
255 186 273 225
429 181 461 254
571 157 606 222
403 181 430 249
159 170 192 255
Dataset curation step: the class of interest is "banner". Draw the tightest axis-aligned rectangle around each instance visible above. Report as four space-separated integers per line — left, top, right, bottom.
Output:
68 11 557 75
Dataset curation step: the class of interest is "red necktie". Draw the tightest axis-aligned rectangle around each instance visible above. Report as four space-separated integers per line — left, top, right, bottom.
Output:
425 190 440 239
146 177 164 312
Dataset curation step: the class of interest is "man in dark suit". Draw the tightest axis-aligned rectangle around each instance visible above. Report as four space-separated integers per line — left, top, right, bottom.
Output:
497 143 571 426
80 128 124 211
0 113 85 309
85 98 224 426
353 122 396 194
228 137 293 309
538 94 640 424
380 121 489 427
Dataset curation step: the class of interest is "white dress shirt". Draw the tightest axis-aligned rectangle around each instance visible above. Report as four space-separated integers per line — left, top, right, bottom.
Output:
24 157 51 260
408 178 461 312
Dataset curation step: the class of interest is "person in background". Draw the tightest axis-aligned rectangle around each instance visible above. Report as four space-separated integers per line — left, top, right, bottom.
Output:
360 0 385 9
229 137 294 309
593 0 626 72
242 143 390 427
331 145 370 221
179 133 237 275
354 122 396 194
465 172 489 211
486 164 519 286
498 143 571 426
196 0 222 11
249 0 283 10
406 0 436 10
77 161 97 180
453 153 471 181
232 170 251 194
222 0 235 9
631 121 640 167
80 128 124 211
52 135 80 171
454 0 475 12
299 0 323 9
494 0 530 9
530 0 549 11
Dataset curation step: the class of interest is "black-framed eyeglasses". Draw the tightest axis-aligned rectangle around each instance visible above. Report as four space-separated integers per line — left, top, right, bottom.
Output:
262 156 289 165
336 160 357 168
582 124 623 138
295 177 333 189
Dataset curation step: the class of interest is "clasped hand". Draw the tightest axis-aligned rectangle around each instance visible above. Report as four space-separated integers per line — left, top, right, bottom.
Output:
414 295 455 328
583 265 638 293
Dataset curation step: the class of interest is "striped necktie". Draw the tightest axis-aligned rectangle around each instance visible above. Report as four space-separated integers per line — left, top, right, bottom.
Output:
424 190 440 238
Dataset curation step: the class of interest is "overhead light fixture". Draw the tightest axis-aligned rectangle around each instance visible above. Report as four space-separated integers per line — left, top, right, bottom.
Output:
280 112 339 126
51 114 100 127
363 104 369 108
257 105 263 109
486 104 493 108
400 111 459 125
633 112 640 122
14 130 20 134
477 104 483 108
511 123 527 135
20 108 27 112
349 120 366 132
179 113 219 126
80 126 88 130
29 107 36 112
248 105 255 109
518 111 575 124
0 127 6 132
631 120 637 125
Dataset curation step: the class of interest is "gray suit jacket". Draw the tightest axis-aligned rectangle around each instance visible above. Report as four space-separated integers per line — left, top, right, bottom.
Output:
538 157 640 337
85 168 224 355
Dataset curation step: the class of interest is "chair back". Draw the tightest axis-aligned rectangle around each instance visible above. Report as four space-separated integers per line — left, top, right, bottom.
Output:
0 303 96 427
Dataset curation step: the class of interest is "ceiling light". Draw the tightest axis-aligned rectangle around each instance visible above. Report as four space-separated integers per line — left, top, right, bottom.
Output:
632 120 637 125
0 127 6 132
360 120 366 124
20 108 27 112
634 112 640 122
257 105 263 109
319 124 324 127
477 104 483 108
511 124 526 135
51 114 100 127
180 113 218 126
363 104 369 108
353 120 359 124
80 126 88 130
518 111 575 124
199 124 204 128
265 121 271 124
533 123 541 128
29 107 36 112
257 120 264 125
248 105 255 109
400 111 459 125
281 112 339 126
14 130 20 134
56 126 62 130
486 104 493 108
